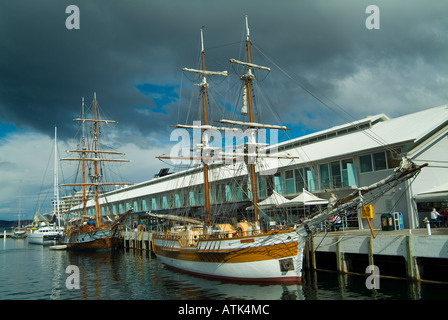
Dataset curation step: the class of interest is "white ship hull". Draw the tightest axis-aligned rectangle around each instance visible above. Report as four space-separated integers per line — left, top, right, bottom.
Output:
152 229 305 283
28 229 63 245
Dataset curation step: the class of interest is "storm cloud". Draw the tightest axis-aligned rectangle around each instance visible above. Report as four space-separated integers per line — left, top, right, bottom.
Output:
0 0 447 219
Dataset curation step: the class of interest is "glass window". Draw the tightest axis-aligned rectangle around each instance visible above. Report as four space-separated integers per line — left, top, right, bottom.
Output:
151 198 158 210
360 154 373 173
273 173 283 194
306 168 315 191
174 194 181 207
341 159 357 187
331 161 342 188
141 199 147 211
319 164 330 189
225 185 233 202
189 191 196 206
257 177 267 199
294 168 305 192
373 152 387 171
162 196 168 209
197 190 204 205
133 200 139 212
285 170 295 194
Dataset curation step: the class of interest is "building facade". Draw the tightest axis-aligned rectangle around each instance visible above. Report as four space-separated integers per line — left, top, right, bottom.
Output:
69 105 448 230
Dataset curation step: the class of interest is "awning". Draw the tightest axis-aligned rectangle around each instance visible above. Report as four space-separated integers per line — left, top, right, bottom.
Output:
247 191 292 210
282 188 328 206
414 182 448 202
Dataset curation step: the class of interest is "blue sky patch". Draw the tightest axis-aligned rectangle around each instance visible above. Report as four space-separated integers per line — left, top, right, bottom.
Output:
136 83 179 113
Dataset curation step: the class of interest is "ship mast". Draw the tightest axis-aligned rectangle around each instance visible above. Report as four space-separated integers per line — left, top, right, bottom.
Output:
181 29 228 227
92 92 101 226
61 93 131 223
231 16 265 227
81 97 87 218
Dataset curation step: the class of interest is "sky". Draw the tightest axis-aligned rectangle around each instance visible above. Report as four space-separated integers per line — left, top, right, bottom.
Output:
0 0 447 221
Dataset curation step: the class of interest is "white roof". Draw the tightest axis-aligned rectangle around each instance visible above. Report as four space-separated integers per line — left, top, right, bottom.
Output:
275 105 448 165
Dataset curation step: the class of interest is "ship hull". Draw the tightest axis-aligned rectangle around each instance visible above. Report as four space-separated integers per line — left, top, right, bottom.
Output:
152 229 305 283
64 226 120 250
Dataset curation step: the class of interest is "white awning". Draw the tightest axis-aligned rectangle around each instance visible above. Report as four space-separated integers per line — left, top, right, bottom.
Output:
414 182 448 202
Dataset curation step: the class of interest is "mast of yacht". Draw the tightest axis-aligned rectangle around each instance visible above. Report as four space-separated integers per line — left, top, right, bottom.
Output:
53 127 61 229
181 29 228 227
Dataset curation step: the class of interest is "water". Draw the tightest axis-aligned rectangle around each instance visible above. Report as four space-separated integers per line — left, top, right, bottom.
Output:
1 238 447 301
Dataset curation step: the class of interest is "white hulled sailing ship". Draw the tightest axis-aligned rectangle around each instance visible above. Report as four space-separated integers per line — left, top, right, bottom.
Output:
61 93 132 250
150 17 427 283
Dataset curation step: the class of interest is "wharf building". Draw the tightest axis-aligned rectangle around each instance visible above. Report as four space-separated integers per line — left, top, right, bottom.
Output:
68 105 448 231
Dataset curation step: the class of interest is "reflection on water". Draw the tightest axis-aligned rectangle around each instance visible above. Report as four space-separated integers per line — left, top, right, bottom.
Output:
1 238 447 300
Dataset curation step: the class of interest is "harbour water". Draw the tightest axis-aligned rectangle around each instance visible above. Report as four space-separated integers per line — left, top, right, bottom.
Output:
1 237 447 301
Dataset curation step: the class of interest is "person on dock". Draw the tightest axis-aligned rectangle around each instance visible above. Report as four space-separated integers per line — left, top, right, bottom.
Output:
431 208 441 220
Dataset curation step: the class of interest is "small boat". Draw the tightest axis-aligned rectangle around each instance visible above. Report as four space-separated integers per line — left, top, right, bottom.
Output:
49 244 67 250
28 223 64 245
12 227 27 239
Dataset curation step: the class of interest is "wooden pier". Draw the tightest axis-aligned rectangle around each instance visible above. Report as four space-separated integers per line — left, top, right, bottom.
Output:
305 228 448 284
119 227 448 284
120 229 153 251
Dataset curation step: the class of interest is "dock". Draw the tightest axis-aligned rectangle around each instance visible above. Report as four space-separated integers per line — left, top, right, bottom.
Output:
119 227 448 284
305 227 448 284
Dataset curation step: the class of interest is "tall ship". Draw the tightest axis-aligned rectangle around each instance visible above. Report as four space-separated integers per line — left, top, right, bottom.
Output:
61 93 132 250
150 17 427 283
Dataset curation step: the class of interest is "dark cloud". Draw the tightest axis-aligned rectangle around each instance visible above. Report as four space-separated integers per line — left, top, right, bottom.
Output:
0 0 447 145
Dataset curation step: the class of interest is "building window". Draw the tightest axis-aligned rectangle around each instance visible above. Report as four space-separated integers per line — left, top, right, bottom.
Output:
141 199 147 211
360 154 373 172
319 164 330 189
189 191 196 206
373 152 387 171
294 168 305 192
306 168 316 191
331 161 342 188
273 173 283 194
133 200 139 212
284 170 295 195
341 159 357 187
174 194 181 207
225 185 233 202
258 176 267 199
197 190 204 206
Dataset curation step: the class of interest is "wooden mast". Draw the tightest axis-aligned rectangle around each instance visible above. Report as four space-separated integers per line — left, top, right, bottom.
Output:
200 29 212 227
92 92 101 227
81 97 87 218
181 29 228 227
243 16 260 228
